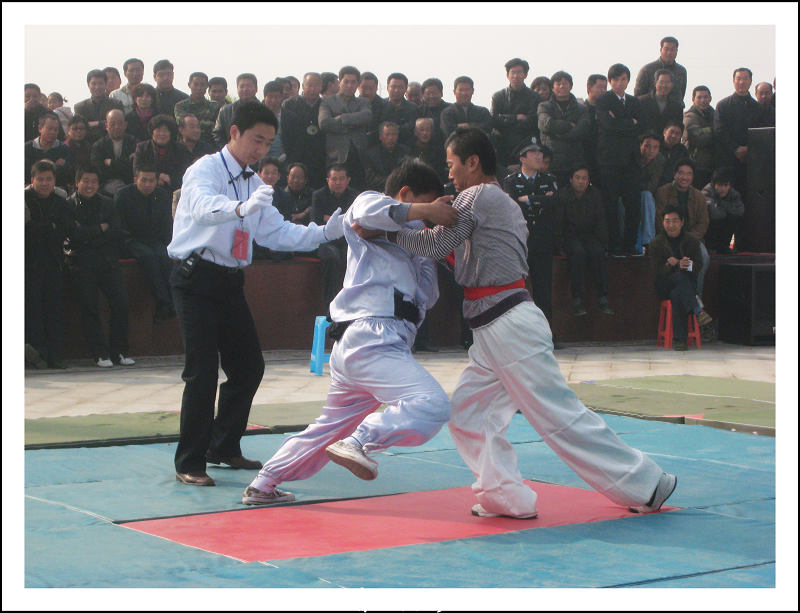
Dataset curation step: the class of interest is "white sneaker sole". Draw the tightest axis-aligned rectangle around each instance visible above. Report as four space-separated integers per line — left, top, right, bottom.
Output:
471 503 537 519
326 442 378 481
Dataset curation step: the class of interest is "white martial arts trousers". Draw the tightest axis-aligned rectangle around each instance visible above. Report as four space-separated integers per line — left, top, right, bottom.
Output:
449 300 664 517
251 317 451 490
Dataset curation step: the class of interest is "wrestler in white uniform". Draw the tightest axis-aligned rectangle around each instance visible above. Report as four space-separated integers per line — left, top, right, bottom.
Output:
242 188 451 503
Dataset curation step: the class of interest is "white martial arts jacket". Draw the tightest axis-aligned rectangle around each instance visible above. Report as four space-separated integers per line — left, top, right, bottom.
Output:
329 191 439 326
168 146 329 266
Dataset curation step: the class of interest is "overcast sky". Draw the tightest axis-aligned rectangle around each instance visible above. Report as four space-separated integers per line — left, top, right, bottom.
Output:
3 4 798 610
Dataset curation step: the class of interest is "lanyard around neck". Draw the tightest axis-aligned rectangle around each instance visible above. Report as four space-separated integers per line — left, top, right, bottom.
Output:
219 152 251 201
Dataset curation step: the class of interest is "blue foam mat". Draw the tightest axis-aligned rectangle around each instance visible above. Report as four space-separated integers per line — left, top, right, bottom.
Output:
24 414 776 588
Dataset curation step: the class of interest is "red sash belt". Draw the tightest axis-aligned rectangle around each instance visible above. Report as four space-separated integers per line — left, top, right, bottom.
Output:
463 278 526 301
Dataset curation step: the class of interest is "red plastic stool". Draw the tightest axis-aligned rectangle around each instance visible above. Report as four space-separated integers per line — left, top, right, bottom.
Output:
657 300 701 348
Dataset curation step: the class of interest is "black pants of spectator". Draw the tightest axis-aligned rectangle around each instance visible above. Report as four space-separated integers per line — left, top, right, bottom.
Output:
25 265 64 365
705 215 742 252
170 260 265 474
72 263 129 361
655 271 698 342
345 144 366 192
600 164 641 253
528 249 553 326
564 235 608 300
126 239 175 310
318 238 348 312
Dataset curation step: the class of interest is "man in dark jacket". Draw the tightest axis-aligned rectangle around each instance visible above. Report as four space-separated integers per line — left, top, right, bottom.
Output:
713 67 761 198
378 73 420 147
285 162 314 225
682 86 716 189
491 58 541 165
501 143 559 330
634 36 687 106
25 160 73 369
65 165 133 367
554 165 613 316
649 205 712 350
363 121 410 192
441 76 492 141
537 70 588 188
596 63 643 255
311 164 359 311
637 69 684 136
115 164 175 322
281 72 326 188
90 109 138 196
74 69 124 144
24 112 72 189
582 74 607 189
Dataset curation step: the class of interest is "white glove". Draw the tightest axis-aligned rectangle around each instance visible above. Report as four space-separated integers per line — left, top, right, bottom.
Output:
237 185 274 217
323 207 345 241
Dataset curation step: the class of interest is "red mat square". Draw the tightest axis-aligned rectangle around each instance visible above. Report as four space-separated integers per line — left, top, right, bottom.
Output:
125 482 676 562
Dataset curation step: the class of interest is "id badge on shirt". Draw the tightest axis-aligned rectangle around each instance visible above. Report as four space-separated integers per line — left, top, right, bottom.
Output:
232 228 250 260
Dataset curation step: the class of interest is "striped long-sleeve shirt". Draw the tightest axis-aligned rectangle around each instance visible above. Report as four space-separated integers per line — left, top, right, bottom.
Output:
392 182 529 319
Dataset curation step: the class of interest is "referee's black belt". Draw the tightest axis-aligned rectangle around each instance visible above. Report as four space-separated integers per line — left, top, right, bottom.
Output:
194 255 242 275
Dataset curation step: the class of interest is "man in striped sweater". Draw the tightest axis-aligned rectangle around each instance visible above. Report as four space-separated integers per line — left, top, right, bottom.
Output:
381 127 677 519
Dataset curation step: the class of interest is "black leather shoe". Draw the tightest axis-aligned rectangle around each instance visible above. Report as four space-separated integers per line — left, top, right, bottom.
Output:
176 471 216 486
205 452 262 470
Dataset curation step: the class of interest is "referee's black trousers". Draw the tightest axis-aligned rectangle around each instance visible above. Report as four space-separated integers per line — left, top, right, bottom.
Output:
170 261 265 474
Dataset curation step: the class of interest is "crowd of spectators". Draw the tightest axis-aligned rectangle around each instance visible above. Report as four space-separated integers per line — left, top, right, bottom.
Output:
24 37 776 367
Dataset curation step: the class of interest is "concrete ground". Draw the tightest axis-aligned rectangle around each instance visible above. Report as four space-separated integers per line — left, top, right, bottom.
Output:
24 342 776 422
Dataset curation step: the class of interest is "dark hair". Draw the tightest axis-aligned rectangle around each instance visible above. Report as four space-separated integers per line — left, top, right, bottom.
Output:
188 72 208 84
48 91 64 104
339 65 360 81
303 71 322 83
123 58 144 73
692 85 711 98
540 144 552 160
379 121 400 133
255 156 282 173
504 58 529 75
587 74 607 88
360 71 378 84
385 158 444 199
422 78 444 93
86 69 106 84
25 83 41 92
131 83 157 105
68 115 88 128
663 120 684 133
733 67 753 80
38 112 60 127
177 113 198 128
387 72 408 86
208 76 228 89
453 75 474 89
31 159 57 178
134 161 158 175
286 75 300 89
263 80 284 96
660 36 679 48
327 163 349 177
103 66 120 78
531 76 552 90
236 73 258 88
673 158 695 174
569 164 590 178
550 71 573 87
75 164 102 182
662 204 684 221
639 131 662 145
287 161 308 177
711 167 733 185
231 101 278 133
654 69 674 82
607 63 630 81
444 127 496 175
321 72 339 92
153 59 174 74
148 114 178 139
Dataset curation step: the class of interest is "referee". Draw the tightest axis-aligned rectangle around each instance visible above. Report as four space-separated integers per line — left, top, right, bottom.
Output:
168 102 345 486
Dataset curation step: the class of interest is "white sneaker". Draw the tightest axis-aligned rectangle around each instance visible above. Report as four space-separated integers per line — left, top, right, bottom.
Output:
471 503 537 519
117 354 135 366
241 486 295 506
325 440 378 480
96 358 113 368
629 473 677 513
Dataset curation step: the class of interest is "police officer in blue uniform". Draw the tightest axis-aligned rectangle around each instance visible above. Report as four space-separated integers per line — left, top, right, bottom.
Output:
501 142 560 342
